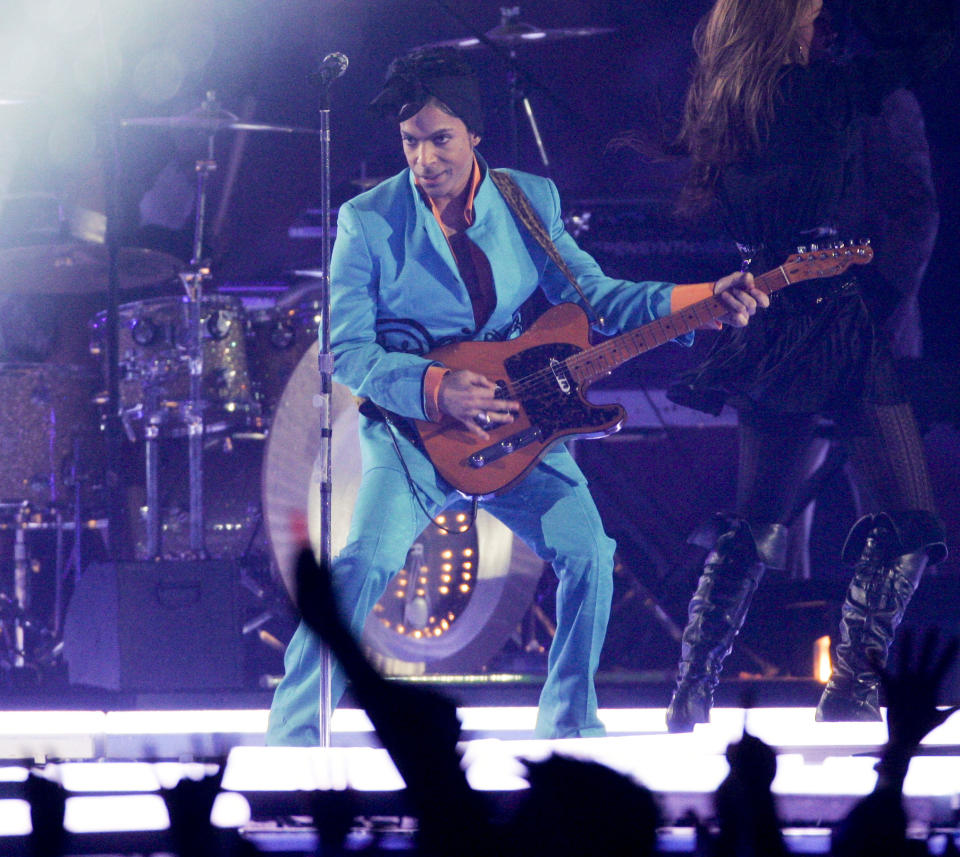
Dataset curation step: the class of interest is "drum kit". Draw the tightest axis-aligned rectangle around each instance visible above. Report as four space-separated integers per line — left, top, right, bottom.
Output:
0 92 328 676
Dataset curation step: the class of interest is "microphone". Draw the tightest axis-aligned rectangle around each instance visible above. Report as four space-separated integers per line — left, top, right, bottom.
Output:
311 52 349 86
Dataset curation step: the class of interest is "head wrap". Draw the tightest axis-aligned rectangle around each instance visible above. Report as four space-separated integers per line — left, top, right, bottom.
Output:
369 47 484 135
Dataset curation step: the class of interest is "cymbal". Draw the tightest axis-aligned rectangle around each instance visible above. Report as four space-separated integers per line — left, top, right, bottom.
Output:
0 243 185 294
122 104 321 135
426 22 615 50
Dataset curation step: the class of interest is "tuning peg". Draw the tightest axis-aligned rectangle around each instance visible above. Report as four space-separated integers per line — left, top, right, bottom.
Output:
809 243 819 251
796 245 807 254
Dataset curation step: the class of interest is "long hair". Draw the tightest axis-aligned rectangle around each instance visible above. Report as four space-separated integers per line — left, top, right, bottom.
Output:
678 0 813 212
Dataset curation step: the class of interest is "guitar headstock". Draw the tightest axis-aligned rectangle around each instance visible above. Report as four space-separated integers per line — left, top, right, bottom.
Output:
782 241 874 284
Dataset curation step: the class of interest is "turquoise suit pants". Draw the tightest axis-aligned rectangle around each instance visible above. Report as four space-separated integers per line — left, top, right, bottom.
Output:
266 425 614 744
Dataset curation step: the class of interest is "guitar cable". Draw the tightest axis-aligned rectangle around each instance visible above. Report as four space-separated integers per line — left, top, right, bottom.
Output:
380 408 481 536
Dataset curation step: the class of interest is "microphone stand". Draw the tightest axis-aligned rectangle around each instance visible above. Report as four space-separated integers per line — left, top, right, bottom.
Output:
313 60 345 748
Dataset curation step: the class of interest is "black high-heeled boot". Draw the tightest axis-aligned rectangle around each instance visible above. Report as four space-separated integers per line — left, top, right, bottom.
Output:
666 516 787 733
815 512 946 722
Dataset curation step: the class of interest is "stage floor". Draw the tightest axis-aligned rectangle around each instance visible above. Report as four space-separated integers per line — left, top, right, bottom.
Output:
1 704 959 854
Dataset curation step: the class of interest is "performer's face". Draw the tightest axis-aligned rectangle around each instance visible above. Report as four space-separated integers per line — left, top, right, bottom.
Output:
400 101 480 206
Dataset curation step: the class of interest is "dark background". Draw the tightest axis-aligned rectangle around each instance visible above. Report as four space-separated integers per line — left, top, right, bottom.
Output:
2 0 958 325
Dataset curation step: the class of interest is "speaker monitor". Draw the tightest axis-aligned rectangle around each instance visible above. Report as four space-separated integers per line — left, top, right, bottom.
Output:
63 560 242 692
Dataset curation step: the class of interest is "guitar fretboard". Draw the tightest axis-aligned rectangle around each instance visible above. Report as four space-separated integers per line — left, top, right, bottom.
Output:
566 244 871 386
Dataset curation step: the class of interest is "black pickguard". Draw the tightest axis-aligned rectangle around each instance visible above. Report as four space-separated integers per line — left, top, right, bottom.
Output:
501 343 621 437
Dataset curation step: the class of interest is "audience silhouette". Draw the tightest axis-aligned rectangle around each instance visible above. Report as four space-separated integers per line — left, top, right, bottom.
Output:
289 544 958 856
13 544 959 855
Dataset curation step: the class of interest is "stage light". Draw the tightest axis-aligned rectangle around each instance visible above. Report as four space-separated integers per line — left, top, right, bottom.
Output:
222 747 404 793
64 794 169 833
0 800 31 836
104 710 268 737
772 755 877 796
55 762 162 793
814 635 832 682
0 711 104 760
0 767 28 784
211 791 251 828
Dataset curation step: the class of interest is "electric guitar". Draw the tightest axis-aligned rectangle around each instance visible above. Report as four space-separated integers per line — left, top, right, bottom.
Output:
414 243 873 497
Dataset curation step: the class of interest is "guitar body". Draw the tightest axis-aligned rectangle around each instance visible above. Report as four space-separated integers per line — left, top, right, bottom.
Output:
414 302 625 497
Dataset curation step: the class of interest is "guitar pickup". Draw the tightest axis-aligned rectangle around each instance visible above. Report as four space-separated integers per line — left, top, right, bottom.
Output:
468 426 543 468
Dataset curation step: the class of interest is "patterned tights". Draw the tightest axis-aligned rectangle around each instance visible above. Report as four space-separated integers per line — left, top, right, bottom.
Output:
734 402 938 526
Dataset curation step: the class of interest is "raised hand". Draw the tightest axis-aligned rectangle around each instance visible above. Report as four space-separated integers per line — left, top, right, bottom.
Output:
880 628 960 758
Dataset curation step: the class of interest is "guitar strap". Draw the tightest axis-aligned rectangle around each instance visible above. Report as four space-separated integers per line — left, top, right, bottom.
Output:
489 169 605 328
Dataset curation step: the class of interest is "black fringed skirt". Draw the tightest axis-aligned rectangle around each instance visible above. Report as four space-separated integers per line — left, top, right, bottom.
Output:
667 276 906 418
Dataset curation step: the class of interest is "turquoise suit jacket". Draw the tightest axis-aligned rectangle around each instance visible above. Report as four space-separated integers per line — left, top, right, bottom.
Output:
329 157 682 429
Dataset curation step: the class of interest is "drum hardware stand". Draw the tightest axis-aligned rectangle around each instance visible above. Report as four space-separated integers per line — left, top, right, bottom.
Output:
138 91 222 559
144 411 164 559
130 90 221 559
0 502 52 675
427 3 583 173
500 8 551 171
11 505 29 669
180 96 222 558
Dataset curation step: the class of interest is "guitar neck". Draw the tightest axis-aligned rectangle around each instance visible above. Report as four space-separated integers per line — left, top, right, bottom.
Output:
565 240 873 386
566 267 790 386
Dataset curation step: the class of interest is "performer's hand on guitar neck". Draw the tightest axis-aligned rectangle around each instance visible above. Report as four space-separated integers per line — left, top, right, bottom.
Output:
714 271 768 327
438 369 520 439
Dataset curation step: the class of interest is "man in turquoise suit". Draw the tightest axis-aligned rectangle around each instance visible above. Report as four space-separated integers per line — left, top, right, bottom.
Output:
267 47 766 743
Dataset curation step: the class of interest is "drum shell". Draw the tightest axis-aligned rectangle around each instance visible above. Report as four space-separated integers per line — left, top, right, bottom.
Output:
117 434 268 561
244 301 320 420
0 363 98 505
90 294 252 429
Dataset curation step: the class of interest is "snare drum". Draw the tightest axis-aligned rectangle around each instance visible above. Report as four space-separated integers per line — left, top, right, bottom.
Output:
90 294 253 429
0 363 98 505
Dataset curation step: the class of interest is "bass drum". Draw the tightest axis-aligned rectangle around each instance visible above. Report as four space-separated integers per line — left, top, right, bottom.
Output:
262 341 544 675
0 363 99 506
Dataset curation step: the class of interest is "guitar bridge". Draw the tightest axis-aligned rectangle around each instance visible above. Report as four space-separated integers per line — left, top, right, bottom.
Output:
468 426 543 468
549 357 572 394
